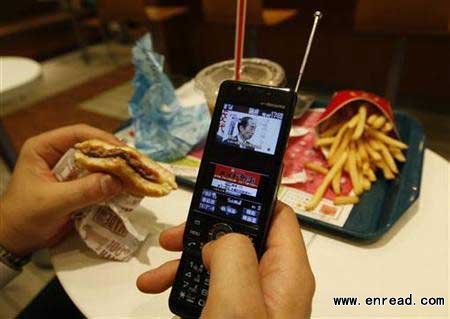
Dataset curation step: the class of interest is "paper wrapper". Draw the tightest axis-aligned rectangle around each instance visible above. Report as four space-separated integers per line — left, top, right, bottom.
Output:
52 149 147 261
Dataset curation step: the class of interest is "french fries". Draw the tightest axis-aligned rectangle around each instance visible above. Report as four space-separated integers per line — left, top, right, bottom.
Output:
347 143 362 195
352 105 366 140
357 140 369 162
372 115 386 129
329 123 348 158
306 104 408 209
368 138 382 151
389 146 406 162
305 161 329 175
382 122 393 133
362 178 371 191
366 127 408 149
331 169 342 194
334 195 359 205
379 143 398 174
367 114 377 125
319 123 341 137
375 158 395 180
329 128 353 164
365 167 377 182
305 152 348 211
364 141 382 161
348 113 360 129
315 137 334 147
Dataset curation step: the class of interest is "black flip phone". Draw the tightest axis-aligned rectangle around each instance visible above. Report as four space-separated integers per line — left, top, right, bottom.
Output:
169 80 297 318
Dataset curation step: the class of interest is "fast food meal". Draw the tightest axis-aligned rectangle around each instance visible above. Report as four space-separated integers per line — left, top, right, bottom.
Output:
74 140 177 197
305 104 408 210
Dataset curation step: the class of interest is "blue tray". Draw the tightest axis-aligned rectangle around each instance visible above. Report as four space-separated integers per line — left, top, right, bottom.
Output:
296 100 426 242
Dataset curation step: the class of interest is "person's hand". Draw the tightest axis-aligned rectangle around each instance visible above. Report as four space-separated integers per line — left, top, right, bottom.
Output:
0 124 123 256
137 202 315 319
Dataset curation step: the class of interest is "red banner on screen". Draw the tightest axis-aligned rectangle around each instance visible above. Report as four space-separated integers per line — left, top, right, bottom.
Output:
213 164 260 188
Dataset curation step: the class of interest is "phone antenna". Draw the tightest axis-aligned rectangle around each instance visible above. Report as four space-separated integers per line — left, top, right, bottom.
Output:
294 11 323 93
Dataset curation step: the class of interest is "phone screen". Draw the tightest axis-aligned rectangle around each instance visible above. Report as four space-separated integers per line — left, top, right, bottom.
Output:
216 103 284 155
191 102 286 230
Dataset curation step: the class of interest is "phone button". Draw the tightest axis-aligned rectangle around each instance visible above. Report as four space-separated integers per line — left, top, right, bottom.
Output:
198 298 206 307
208 223 233 240
189 229 201 237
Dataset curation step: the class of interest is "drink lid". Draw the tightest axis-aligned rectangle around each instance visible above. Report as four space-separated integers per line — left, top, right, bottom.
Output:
195 58 285 102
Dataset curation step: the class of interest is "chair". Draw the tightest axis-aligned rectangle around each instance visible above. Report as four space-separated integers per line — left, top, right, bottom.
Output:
201 0 298 57
95 0 189 72
355 0 450 105
58 0 105 63
201 0 297 27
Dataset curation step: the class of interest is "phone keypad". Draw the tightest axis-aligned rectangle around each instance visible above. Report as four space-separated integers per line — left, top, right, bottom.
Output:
177 258 210 308
175 214 260 311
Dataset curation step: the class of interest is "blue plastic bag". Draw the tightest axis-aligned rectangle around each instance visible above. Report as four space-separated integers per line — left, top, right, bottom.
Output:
129 34 210 162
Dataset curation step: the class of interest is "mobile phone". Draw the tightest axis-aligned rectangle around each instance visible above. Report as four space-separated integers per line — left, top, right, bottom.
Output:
168 80 297 318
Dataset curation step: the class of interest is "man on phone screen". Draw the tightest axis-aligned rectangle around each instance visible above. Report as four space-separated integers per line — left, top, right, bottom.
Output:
224 116 256 150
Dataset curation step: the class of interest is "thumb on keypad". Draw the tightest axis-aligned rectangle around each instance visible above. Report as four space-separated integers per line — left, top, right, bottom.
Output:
200 233 268 319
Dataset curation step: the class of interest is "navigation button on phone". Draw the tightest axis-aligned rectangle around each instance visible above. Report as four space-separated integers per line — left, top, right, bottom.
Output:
208 223 233 240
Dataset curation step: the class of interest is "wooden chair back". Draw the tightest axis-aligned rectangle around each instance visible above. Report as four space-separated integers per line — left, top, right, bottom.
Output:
201 0 264 25
96 0 148 23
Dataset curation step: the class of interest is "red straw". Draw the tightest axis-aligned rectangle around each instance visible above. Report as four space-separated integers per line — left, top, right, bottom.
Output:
234 0 247 81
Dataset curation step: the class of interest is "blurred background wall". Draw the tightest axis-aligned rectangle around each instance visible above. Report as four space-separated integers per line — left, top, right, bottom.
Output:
1 0 449 106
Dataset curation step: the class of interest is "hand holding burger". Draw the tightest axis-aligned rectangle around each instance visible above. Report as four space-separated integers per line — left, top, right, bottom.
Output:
0 125 124 256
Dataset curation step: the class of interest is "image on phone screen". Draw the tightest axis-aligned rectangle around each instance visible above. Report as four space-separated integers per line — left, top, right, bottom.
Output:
216 103 284 155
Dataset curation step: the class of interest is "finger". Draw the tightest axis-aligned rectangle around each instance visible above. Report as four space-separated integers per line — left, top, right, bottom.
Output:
267 201 308 259
28 124 123 167
201 234 268 319
159 223 185 251
51 173 122 213
262 201 315 318
136 259 180 293
265 201 313 282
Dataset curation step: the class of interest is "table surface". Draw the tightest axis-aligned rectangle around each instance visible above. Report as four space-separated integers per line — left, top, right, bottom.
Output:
51 149 449 319
1 56 42 98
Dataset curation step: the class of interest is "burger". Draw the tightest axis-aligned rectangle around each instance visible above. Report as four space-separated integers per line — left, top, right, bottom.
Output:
74 139 177 197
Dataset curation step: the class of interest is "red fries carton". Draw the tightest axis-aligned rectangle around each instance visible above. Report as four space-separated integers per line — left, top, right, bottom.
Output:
316 90 399 138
